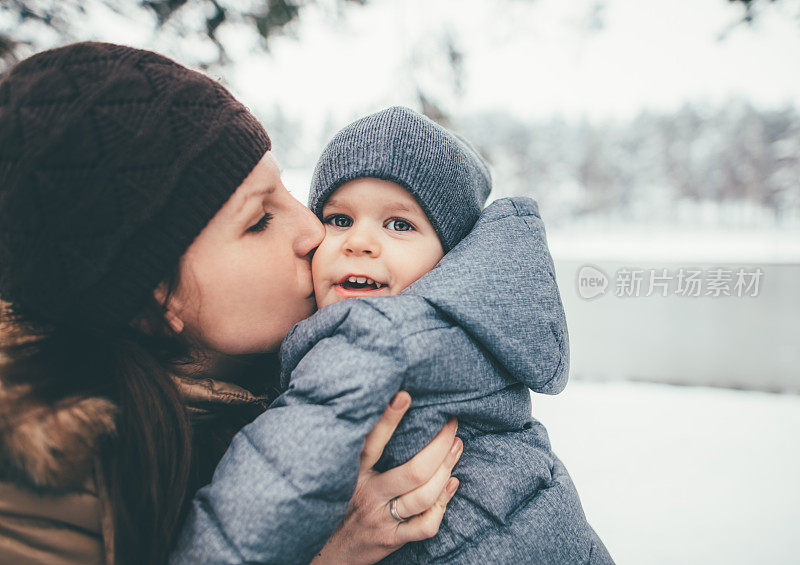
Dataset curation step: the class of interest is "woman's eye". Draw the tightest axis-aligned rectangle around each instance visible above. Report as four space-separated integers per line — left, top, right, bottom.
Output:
386 218 414 232
246 212 273 233
324 214 352 228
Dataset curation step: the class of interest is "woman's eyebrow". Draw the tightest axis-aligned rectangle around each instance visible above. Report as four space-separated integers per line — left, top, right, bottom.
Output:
235 186 275 219
248 186 275 200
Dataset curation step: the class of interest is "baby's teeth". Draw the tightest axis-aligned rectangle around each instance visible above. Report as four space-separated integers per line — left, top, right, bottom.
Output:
366 278 374 285
348 276 358 283
356 276 366 284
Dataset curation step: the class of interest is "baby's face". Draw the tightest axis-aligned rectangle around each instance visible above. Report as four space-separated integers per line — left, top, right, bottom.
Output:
311 178 444 308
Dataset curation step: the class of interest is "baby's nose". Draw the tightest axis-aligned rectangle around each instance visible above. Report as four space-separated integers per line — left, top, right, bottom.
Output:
343 228 380 257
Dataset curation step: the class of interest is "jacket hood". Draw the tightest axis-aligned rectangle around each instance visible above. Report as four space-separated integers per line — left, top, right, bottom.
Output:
403 197 569 394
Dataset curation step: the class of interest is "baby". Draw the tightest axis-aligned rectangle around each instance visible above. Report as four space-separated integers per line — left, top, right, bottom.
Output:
182 107 614 564
288 106 613 563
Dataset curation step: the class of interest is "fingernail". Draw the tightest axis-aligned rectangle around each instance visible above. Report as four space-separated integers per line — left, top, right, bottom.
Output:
391 393 408 409
446 477 458 496
450 437 462 455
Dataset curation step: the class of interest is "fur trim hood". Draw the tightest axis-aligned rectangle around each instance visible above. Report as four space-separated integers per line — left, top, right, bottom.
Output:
0 380 117 491
0 373 268 492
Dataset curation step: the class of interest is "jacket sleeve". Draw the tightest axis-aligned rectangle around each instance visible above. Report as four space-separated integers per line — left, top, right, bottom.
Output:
170 301 407 565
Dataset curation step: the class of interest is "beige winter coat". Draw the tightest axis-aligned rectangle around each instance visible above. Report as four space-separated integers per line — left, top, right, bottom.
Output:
0 374 270 564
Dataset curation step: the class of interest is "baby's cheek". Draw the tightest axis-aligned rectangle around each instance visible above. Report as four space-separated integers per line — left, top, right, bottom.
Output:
310 255 322 281
310 238 331 279
310 240 336 307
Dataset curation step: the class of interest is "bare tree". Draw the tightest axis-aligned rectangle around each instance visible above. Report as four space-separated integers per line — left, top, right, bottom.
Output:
0 0 367 74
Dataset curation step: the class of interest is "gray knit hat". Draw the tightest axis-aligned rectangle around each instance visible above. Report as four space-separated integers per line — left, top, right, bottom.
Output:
309 106 491 252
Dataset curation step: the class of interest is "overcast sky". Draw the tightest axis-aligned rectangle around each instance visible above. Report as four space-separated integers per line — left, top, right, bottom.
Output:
56 0 800 126
223 0 800 124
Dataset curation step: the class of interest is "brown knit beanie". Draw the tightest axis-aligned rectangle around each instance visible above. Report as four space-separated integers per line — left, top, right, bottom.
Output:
0 42 270 329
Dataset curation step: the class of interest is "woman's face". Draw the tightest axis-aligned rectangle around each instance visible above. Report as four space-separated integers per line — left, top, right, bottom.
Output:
163 152 324 355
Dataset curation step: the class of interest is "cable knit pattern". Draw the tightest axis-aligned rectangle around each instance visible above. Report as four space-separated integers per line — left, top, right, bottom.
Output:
0 42 270 328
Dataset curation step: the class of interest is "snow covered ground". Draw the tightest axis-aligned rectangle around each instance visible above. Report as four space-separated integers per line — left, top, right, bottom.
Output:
532 380 800 564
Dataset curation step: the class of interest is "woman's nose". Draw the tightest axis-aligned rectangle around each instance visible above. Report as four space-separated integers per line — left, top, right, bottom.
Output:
343 225 380 258
292 200 325 258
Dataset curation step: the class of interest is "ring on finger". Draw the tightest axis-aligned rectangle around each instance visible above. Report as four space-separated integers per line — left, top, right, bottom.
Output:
389 497 407 522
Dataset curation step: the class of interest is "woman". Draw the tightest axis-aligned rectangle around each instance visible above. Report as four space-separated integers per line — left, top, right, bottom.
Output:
0 42 460 564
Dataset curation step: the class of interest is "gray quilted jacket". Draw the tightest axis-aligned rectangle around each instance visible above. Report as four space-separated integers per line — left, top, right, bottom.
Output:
171 197 614 564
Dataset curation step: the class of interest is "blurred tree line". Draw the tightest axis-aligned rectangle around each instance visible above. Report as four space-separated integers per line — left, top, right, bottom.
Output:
1 0 791 75
2 0 797 229
461 102 800 226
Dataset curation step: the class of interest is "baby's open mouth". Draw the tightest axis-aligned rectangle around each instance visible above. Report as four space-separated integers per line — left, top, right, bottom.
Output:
336 275 387 291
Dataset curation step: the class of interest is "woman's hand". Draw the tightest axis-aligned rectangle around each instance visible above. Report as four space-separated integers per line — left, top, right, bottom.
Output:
311 391 462 565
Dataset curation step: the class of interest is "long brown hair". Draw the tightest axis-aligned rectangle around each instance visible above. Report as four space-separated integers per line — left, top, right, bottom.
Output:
0 269 195 564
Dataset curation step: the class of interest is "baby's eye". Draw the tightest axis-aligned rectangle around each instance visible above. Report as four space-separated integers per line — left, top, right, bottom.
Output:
385 218 414 232
324 213 352 228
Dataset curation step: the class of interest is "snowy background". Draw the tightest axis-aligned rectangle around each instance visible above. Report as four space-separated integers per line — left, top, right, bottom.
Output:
2 0 799 562
533 381 800 564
